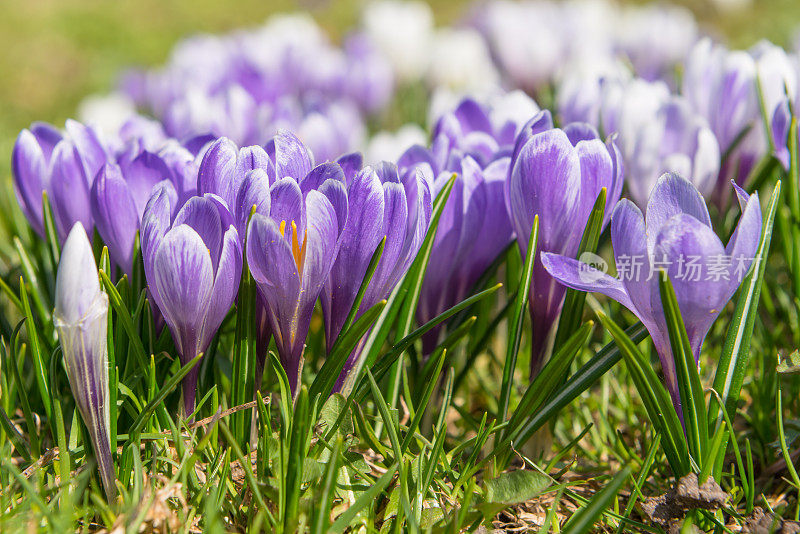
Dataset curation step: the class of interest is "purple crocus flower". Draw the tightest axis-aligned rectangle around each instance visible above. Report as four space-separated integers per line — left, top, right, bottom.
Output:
506 111 623 374
542 173 762 415
682 38 787 196
244 134 349 394
141 183 242 415
399 95 536 353
321 161 432 392
198 132 357 389
12 120 109 239
772 98 794 169
54 223 115 500
91 148 174 277
601 79 720 207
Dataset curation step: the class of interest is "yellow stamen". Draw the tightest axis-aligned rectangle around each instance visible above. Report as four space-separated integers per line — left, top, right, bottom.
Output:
290 221 307 276
279 220 287 236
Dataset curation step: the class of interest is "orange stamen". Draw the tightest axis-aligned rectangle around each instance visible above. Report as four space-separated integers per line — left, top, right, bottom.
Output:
290 221 307 276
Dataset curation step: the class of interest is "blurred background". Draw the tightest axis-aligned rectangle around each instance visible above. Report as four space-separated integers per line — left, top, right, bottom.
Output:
1 0 798 178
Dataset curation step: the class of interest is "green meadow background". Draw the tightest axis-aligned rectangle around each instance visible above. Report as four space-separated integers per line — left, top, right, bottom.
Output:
0 0 798 182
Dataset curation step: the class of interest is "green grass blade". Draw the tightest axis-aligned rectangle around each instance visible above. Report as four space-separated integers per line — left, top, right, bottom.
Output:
125 353 202 442
498 216 538 424
386 173 458 413
659 274 707 461
711 180 781 426
99 270 149 372
284 386 310 531
328 462 397 533
341 236 386 337
19 278 50 420
311 437 342 534
593 308 689 476
310 298 387 401
503 321 593 454
561 466 633 534
504 322 647 451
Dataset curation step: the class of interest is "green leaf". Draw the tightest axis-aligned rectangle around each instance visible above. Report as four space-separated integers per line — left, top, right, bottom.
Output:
502 321 593 458
499 216 538 424
284 387 310 531
342 236 386 337
501 322 647 455
484 470 551 505
40 191 61 275
19 278 50 420
311 437 342 534
340 175 457 397
328 462 397 533
401 348 445 454
386 173 458 412
125 353 202 443
310 298 387 401
659 273 707 462
711 180 781 426
99 270 149 373
561 466 632 534
593 307 689 476
357 283 502 400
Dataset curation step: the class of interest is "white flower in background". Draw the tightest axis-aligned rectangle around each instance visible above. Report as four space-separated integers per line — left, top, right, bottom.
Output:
600 77 671 144
559 0 616 67
480 0 565 91
600 78 719 206
425 28 500 92
365 123 428 164
557 58 631 126
750 40 799 116
615 4 698 83
486 90 540 135
363 0 434 82
78 92 137 139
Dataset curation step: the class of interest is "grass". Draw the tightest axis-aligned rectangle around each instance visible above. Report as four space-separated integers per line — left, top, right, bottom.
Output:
2 0 800 532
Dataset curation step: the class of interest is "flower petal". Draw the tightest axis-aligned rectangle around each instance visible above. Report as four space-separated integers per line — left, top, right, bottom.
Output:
49 141 93 240
202 226 242 351
269 177 305 237
174 196 223 270
653 213 728 355
235 169 271 238
645 172 712 254
272 129 313 181
12 129 49 235
197 137 238 209
540 252 634 310
118 150 172 216
91 163 139 275
153 225 214 359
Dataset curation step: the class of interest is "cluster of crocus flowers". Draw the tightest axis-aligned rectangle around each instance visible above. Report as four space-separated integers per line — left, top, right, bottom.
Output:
54 223 116 500
473 0 697 92
598 78 720 208
119 13 393 161
399 94 538 352
506 111 623 373
542 173 762 414
12 116 208 278
244 143 349 394
12 120 107 240
321 161 432 392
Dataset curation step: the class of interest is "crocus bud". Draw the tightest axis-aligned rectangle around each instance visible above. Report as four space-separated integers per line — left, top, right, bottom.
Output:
54 223 116 501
